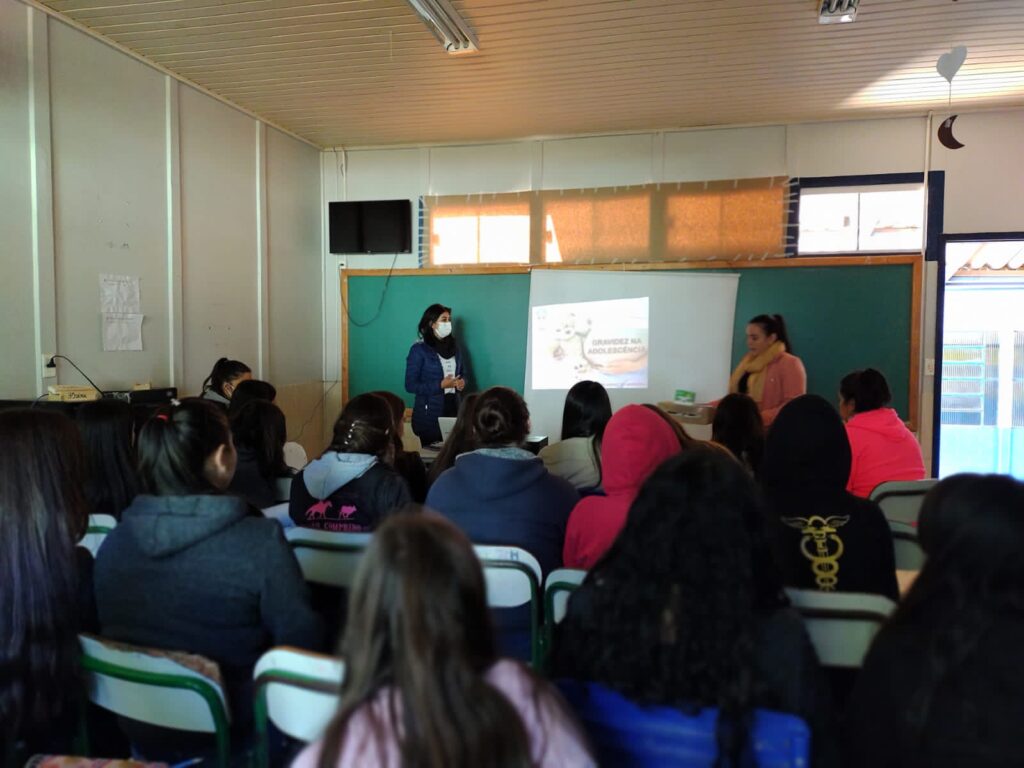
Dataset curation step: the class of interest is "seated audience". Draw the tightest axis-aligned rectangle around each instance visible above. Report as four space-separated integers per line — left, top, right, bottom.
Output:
539 380 612 490
426 386 577 577
228 399 294 509
712 392 765 476
846 474 1024 768
293 514 593 768
426 392 479 487
554 448 837 768
562 404 680 569
370 390 428 503
76 398 140 520
290 393 411 532
761 395 898 600
839 368 926 498
94 399 322 747
199 357 252 407
226 378 277 418
0 409 94 757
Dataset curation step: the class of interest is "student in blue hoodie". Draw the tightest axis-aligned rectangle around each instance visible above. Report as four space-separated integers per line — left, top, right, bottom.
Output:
426 386 578 577
290 393 412 532
94 398 322 757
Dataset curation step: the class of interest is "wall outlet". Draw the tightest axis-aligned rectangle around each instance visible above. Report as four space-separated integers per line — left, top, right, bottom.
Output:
42 354 56 379
924 358 936 377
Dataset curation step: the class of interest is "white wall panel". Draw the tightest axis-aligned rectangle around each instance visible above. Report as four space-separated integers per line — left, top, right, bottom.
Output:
428 143 533 195
541 134 655 189
787 117 927 178
663 126 787 182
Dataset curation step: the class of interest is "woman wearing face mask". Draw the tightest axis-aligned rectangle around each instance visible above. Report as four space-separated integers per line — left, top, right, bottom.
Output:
726 313 806 426
405 303 467 446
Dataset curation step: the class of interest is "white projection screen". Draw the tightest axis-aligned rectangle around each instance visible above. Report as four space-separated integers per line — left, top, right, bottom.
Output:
524 270 740 441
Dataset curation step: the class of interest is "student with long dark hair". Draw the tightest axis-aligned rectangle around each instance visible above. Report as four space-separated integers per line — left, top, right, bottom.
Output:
76 398 141 519
712 393 765 476
554 448 836 768
94 399 321 750
426 392 479 487
426 387 577 577
369 390 428 503
200 357 252 407
847 474 1024 768
761 395 898 600
290 393 411 532
726 314 806 425
539 380 612 489
226 378 277 419
293 514 592 768
228 399 294 509
0 409 93 758
405 303 467 446
839 368 925 497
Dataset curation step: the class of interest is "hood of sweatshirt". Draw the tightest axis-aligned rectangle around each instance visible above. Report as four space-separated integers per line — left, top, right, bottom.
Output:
600 405 681 498
120 493 249 558
847 408 910 442
450 449 548 500
762 394 851 495
302 452 377 499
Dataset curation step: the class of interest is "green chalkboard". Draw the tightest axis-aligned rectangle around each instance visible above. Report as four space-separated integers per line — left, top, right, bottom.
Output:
346 263 914 419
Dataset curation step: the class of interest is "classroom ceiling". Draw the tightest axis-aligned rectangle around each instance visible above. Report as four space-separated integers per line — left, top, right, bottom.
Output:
37 0 1024 148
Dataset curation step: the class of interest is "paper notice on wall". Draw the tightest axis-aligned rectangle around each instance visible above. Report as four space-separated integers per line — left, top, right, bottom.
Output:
99 274 141 314
102 313 144 351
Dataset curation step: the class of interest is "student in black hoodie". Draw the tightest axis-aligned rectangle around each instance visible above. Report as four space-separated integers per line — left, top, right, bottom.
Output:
94 399 322 755
846 474 1024 768
290 393 412 532
228 399 294 509
760 394 898 601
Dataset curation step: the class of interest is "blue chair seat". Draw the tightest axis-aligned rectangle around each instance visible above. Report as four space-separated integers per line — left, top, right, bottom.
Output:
556 680 810 768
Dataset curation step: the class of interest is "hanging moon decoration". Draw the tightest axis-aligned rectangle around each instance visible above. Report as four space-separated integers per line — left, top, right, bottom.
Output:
937 115 965 150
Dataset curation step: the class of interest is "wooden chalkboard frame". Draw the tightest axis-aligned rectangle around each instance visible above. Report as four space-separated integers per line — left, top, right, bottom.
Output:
341 254 922 428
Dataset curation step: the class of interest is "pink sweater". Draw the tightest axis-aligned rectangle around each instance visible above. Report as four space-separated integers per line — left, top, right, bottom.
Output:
758 353 807 426
291 659 594 768
845 408 926 497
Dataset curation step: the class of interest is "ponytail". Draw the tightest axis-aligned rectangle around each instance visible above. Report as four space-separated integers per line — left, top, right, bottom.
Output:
749 314 793 354
202 358 252 398
138 399 232 495
329 394 393 458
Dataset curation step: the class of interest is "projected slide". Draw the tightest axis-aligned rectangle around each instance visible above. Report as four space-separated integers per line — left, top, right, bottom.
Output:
532 297 649 390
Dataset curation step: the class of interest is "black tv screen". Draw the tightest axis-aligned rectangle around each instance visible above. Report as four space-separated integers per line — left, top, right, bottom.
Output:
329 199 412 254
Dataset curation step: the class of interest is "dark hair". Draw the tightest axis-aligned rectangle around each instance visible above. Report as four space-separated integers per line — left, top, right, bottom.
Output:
227 379 277 418
201 357 251 399
76 398 140 519
330 394 393 459
0 409 88 738
560 381 612 443
316 514 536 767
230 400 289 479
418 303 452 341
556 448 785 766
641 403 696 449
748 314 793 354
712 394 765 475
427 393 480 485
368 391 409 463
473 387 530 448
881 474 1024 747
760 394 850 493
138 398 234 495
839 368 892 413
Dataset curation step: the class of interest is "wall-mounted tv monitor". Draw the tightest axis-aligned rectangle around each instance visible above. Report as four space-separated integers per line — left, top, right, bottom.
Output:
329 199 412 254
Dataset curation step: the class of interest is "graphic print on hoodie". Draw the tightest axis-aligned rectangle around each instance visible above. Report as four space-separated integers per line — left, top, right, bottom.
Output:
289 452 412 533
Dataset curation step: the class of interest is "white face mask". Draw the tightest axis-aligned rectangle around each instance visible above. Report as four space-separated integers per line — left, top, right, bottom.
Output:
435 321 452 339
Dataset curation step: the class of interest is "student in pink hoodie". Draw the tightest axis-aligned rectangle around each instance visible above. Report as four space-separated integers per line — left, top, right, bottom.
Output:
563 404 683 569
840 368 926 498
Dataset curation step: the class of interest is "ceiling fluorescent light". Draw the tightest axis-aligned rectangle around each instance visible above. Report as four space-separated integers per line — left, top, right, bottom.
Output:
819 0 859 24
407 0 480 55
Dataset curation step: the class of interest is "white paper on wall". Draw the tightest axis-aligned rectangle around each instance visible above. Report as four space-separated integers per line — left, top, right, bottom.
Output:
102 313 144 352
99 274 141 314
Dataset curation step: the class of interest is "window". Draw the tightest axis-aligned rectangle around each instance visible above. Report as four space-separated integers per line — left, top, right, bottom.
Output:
543 192 650 263
941 331 999 426
428 198 530 265
798 185 924 254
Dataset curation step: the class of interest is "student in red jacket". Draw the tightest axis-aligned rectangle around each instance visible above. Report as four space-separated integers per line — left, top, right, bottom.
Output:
563 404 681 569
727 314 806 426
840 368 925 498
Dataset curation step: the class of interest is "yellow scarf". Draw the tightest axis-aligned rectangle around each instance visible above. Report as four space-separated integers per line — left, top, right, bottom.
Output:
728 341 786 404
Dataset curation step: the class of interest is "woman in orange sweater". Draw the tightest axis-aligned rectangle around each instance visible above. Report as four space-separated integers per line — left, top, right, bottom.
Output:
728 314 806 426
